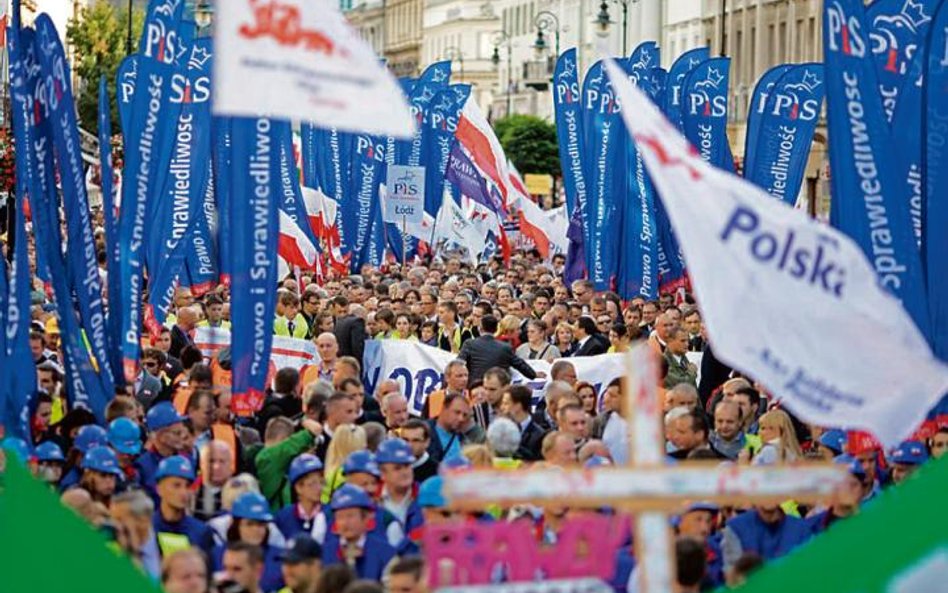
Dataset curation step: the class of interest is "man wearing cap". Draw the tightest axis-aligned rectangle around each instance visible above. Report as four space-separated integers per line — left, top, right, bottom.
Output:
34 441 65 486
807 456 865 534
76 445 124 506
59 424 109 491
334 450 406 549
377 439 423 553
276 454 329 543
152 455 215 558
416 476 453 533
847 431 885 499
279 535 323 593
815 429 847 460
109 417 143 489
676 503 724 589
889 440 929 484
321 484 397 581
137 402 189 501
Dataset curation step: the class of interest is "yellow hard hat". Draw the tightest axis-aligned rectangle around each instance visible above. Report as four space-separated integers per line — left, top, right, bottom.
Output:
45 316 61 335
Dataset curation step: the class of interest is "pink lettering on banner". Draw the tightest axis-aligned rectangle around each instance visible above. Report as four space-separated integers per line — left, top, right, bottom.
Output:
424 516 628 586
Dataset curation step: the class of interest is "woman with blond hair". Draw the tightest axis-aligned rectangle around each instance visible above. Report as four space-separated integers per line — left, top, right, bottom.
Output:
496 314 522 348
752 409 803 465
321 423 367 503
553 322 576 357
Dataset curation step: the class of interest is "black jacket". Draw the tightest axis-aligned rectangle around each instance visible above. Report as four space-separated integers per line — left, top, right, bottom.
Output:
514 418 547 461
334 315 367 366
457 335 537 385
572 334 608 357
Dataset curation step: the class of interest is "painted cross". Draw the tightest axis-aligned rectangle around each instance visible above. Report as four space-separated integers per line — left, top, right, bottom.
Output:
439 343 848 593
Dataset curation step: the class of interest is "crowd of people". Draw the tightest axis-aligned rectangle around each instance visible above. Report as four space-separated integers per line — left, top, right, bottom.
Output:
2 243 947 593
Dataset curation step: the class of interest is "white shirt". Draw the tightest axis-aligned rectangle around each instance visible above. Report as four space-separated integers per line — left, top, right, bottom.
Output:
602 412 629 466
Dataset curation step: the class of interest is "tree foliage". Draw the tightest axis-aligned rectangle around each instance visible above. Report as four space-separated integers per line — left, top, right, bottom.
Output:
66 0 143 135
493 115 561 178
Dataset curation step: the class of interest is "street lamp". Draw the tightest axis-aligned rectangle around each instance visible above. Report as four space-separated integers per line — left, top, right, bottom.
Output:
593 0 638 56
442 46 464 83
492 31 512 117
533 11 560 58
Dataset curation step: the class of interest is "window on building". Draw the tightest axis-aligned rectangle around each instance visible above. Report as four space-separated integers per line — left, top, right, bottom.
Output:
796 18 804 62
778 22 786 62
808 17 816 61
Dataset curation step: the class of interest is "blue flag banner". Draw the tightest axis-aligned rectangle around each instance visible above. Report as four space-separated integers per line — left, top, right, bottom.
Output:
277 126 319 250
343 134 387 270
213 117 233 285
867 0 941 121
745 64 826 206
116 55 138 139
19 27 105 421
146 38 214 333
118 0 187 381
423 85 469 217
419 60 452 85
98 77 124 386
4 20 37 439
666 47 711 130
300 123 319 190
617 42 660 300
925 2 948 360
681 57 732 170
34 15 115 396
582 60 623 290
743 64 793 177
229 117 280 415
649 67 668 114
187 160 219 295
553 49 588 238
824 0 931 338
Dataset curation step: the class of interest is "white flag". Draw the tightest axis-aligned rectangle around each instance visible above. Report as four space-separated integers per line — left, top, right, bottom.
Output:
604 58 948 447
214 0 414 137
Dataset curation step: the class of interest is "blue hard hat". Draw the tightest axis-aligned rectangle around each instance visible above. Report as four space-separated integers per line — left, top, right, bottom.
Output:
417 476 446 508
74 424 109 453
2 437 32 463
890 440 928 466
288 453 324 485
232 492 274 522
683 501 720 515
342 450 380 478
834 454 866 478
81 446 123 477
156 455 196 483
145 402 185 432
439 454 471 474
818 429 847 455
330 483 375 511
35 441 65 463
108 418 142 455
584 455 612 469
375 438 416 465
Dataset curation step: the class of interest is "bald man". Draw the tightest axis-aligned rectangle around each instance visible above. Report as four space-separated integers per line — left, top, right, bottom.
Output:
302 332 338 387
170 306 198 358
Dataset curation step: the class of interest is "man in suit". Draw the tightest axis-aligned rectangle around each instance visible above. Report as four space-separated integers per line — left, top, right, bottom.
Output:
457 315 540 384
334 304 367 367
501 384 546 461
170 306 198 359
571 316 607 357
664 328 699 389
682 307 705 352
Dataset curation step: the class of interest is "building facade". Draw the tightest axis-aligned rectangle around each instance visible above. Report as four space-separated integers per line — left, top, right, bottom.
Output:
345 0 386 55
421 0 500 112
385 0 424 77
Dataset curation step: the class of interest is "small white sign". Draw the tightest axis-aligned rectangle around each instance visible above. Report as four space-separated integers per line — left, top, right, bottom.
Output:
384 165 425 224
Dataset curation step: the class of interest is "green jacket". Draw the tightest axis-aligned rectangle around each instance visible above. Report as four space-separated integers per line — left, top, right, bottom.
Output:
255 430 316 511
663 350 698 389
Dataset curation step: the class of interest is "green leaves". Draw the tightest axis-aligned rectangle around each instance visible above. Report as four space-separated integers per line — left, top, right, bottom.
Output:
494 114 561 179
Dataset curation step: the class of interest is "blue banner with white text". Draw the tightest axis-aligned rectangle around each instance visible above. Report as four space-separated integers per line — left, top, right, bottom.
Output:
824 0 931 338
229 117 280 415
925 2 948 360
681 57 731 170
665 47 710 131
746 64 826 206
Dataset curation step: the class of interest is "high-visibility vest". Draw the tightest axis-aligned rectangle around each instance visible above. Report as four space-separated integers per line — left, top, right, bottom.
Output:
156 532 191 557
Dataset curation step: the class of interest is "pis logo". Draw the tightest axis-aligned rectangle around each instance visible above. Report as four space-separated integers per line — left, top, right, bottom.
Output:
555 56 579 104
869 0 932 73
771 70 822 121
688 67 727 117
355 136 386 162
393 172 420 196
826 1 867 57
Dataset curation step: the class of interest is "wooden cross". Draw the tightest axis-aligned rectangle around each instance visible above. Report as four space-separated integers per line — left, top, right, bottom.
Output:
440 343 848 593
